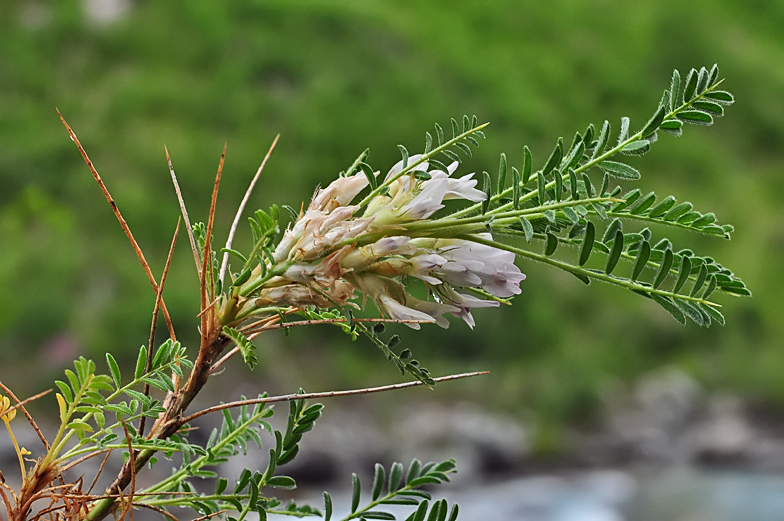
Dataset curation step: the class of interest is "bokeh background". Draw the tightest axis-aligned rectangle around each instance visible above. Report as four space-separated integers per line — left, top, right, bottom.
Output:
2 1 784 519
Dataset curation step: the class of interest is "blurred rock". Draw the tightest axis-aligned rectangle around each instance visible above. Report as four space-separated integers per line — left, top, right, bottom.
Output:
18 2 52 30
600 367 704 464
83 0 131 25
688 394 755 464
393 402 530 481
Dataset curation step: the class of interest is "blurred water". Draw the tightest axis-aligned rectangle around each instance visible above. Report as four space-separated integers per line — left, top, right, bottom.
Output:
303 469 784 521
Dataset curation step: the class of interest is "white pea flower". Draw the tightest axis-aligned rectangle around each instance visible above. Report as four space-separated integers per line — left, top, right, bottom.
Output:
254 280 356 309
312 173 369 210
424 161 486 202
384 153 429 181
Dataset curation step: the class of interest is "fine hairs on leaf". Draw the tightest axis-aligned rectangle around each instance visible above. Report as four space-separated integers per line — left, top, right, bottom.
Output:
0 65 747 521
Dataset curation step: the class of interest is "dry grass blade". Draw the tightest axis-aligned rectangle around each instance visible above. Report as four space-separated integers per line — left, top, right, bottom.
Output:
200 144 226 335
165 146 201 277
219 134 280 286
58 110 176 340
140 218 181 436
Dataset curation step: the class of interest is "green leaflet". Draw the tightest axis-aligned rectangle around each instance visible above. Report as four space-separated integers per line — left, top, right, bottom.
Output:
497 153 508 193
522 145 532 184
223 327 259 370
579 221 595 266
598 160 641 180
652 294 687 325
591 120 610 161
653 248 674 289
679 110 713 125
605 229 624 275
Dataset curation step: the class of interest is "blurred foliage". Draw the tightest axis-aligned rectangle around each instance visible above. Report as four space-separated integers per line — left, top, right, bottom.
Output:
1 0 783 429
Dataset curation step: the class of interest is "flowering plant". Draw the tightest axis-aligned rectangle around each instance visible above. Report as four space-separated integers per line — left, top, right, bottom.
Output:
0 65 747 521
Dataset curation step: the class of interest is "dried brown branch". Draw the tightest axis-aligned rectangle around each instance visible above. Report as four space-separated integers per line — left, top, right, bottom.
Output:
40 492 184 501
219 134 280 286
0 388 52 422
196 296 221 318
57 111 176 340
212 315 435 375
207 346 240 374
28 481 86 521
0 484 14 520
100 149 235 521
131 503 179 521
181 371 489 425
165 146 201 277
87 452 112 495
208 314 283 372
207 145 226 304
57 449 111 475
236 306 298 335
0 381 49 450
118 419 136 521
190 510 228 521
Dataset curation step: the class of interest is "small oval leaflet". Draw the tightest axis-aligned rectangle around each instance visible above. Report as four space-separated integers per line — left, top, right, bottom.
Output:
599 160 641 180
579 221 595 266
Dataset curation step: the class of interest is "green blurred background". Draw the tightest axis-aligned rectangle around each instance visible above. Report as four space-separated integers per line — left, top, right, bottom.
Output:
1 0 782 442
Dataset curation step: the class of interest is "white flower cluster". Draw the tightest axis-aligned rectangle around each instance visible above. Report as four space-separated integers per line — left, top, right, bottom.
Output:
266 155 526 329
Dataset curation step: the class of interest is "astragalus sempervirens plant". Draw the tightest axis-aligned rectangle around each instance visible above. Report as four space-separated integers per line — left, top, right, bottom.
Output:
0 64 747 521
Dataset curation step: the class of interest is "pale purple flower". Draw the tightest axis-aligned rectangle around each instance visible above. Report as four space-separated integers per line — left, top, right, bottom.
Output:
370 236 415 256
435 284 500 329
255 280 355 308
399 178 449 220
438 240 525 297
404 295 459 329
406 254 447 284
341 236 416 272
377 295 436 329
274 174 372 262
269 152 525 328
409 235 526 298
